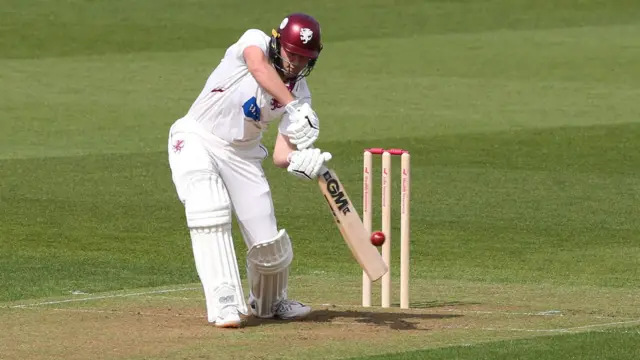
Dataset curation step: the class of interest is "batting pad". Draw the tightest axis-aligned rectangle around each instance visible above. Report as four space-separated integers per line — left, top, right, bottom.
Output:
190 227 248 321
185 173 248 321
246 229 293 318
184 173 231 229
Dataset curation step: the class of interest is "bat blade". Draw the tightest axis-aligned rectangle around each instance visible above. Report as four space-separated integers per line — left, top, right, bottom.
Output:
317 167 388 281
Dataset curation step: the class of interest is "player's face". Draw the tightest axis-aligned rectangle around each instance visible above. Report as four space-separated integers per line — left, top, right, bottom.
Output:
280 48 311 78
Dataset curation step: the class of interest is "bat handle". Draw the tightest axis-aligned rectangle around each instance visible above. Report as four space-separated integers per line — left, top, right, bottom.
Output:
318 153 332 175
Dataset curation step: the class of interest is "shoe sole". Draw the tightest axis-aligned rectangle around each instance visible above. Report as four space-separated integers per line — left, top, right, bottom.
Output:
214 316 245 328
215 320 243 328
216 323 243 328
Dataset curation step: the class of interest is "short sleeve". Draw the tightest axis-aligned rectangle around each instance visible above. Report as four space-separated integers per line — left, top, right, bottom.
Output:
279 81 312 135
235 29 270 63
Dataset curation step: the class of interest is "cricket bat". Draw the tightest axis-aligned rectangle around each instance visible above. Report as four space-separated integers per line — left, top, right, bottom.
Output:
317 166 388 281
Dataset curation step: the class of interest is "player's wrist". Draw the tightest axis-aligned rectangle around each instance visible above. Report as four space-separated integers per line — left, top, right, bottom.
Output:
284 100 301 114
286 151 297 164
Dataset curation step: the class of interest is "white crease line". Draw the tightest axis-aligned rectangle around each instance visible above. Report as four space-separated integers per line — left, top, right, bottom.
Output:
8 287 199 309
141 296 201 300
438 309 638 321
311 304 565 317
484 328 568 333
559 319 640 332
312 304 638 319
51 308 201 318
444 309 560 316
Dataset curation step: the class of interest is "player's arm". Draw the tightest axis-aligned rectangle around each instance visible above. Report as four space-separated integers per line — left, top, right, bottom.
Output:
274 130 332 180
243 45 319 149
243 46 295 107
273 131 296 168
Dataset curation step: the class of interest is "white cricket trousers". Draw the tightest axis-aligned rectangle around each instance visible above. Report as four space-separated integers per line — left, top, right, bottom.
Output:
167 116 279 247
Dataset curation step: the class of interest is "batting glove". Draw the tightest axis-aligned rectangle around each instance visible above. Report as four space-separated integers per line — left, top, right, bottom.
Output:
287 148 332 180
285 100 319 150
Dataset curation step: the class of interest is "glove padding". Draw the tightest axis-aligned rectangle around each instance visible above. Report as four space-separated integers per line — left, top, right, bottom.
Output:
287 148 332 180
285 100 319 150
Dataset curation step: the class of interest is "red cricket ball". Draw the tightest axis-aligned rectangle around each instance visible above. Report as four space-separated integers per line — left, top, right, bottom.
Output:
370 231 386 247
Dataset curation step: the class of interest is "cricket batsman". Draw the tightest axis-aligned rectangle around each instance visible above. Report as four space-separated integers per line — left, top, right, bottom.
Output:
167 13 331 328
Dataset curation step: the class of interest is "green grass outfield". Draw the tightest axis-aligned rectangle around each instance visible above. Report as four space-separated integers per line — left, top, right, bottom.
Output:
350 326 640 360
1 0 639 359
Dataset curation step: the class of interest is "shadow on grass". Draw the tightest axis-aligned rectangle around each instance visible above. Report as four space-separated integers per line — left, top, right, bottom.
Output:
245 303 469 330
305 309 462 330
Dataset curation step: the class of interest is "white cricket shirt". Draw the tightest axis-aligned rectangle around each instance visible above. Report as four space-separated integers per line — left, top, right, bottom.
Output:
185 29 312 147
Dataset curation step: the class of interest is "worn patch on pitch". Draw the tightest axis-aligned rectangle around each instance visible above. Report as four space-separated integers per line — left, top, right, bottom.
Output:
2 278 639 360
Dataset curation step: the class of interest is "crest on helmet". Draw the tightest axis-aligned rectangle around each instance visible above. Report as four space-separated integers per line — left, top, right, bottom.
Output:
300 28 313 44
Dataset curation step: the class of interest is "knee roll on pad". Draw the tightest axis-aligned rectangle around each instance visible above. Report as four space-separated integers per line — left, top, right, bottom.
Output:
184 174 231 228
246 229 293 273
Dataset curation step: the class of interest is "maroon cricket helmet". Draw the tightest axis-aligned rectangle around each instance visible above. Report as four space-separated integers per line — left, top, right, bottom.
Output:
269 13 323 79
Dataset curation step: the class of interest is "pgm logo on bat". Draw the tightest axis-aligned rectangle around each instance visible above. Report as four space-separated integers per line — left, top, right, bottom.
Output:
322 171 351 215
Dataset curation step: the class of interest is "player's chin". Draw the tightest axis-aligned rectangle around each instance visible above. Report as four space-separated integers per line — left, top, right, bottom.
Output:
284 73 298 81
284 68 302 79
